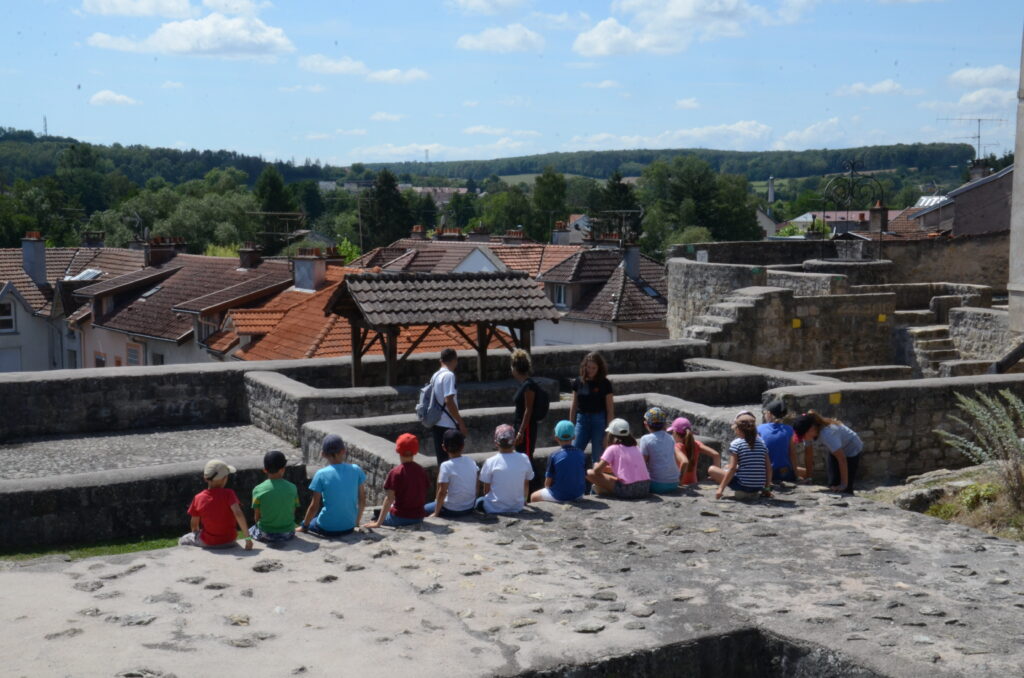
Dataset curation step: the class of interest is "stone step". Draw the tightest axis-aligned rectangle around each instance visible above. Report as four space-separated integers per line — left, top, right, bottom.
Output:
906 324 951 340
691 314 734 328
937 360 992 377
703 302 751 320
893 309 935 325
920 348 959 361
684 326 723 340
915 338 955 351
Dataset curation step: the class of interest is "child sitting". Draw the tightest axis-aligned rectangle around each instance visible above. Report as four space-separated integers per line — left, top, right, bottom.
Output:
668 417 721 485
426 429 478 518
179 459 253 550
364 433 430 528
709 411 771 500
477 424 535 514
530 419 586 504
249 450 299 544
298 434 366 537
586 418 650 499
639 407 680 494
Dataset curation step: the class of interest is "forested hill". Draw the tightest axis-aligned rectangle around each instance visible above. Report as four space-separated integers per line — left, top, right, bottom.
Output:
0 127 972 185
366 143 974 181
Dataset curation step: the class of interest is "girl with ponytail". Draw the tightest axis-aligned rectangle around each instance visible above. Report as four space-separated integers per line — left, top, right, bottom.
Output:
708 411 772 500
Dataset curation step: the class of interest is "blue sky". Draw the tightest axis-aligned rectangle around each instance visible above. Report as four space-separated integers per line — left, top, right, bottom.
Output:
1 1 1021 167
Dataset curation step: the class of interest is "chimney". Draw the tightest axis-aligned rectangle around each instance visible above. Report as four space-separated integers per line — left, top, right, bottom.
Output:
238 242 262 269
466 229 491 243
172 237 188 253
293 248 326 292
501 228 524 246
21 231 47 286
551 221 572 245
623 243 640 280
81 231 105 248
869 201 889 233
410 225 426 240
148 237 177 266
436 227 464 242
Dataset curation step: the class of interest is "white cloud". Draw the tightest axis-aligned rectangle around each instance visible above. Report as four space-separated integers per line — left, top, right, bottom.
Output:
89 89 140 105
567 120 772 151
456 24 544 52
202 0 270 15
348 136 529 162
573 0 819 57
957 87 1016 111
531 11 590 30
565 61 597 69
370 112 404 121
366 68 429 84
497 95 530 107
835 79 921 96
463 100 479 107
463 125 540 137
82 0 192 18
87 13 294 58
771 117 842 150
161 80 184 88
305 132 332 140
583 79 620 88
949 65 1019 89
446 0 526 15
278 84 326 93
335 128 367 135
299 54 367 75
675 97 699 109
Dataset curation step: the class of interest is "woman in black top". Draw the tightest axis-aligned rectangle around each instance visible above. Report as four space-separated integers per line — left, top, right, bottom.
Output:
569 351 614 464
511 349 540 458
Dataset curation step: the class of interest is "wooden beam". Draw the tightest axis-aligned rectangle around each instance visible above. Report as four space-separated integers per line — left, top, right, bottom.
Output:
398 325 435 364
350 321 362 387
521 321 532 353
492 325 515 352
383 327 400 386
449 323 478 351
476 323 488 382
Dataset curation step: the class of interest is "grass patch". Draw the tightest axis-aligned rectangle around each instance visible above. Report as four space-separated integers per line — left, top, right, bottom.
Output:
925 501 960 520
0 535 179 562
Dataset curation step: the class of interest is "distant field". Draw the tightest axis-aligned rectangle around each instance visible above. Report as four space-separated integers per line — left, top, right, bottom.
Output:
499 172 585 184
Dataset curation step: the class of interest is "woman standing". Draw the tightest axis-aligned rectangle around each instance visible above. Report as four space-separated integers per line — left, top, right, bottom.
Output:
792 411 863 494
511 349 541 458
569 352 614 464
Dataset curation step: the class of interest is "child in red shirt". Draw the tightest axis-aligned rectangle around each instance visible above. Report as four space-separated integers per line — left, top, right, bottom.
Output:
363 433 430 528
179 459 253 550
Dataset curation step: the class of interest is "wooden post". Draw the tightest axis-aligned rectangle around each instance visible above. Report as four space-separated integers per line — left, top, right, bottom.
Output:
476 323 488 382
384 327 399 386
521 322 532 354
350 321 362 387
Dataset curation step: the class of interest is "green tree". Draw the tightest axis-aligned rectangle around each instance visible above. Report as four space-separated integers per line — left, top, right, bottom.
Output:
445 192 478 229
600 171 638 213
254 166 297 213
565 175 600 212
362 169 413 248
709 174 760 241
531 166 567 242
480 186 532 233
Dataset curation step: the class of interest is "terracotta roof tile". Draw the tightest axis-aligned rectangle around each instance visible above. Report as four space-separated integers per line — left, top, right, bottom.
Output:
203 329 239 354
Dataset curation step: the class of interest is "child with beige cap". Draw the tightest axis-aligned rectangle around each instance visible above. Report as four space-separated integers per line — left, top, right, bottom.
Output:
179 459 253 550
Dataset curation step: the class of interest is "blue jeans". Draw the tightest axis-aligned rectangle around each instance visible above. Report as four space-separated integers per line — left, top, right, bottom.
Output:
575 412 607 464
307 516 353 538
382 512 423 527
424 501 475 518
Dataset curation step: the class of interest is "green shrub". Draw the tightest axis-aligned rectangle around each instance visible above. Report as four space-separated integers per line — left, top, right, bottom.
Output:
925 502 959 520
935 389 1024 511
959 483 999 510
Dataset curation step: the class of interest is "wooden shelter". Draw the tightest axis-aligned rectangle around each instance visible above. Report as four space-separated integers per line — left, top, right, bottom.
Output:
324 271 561 386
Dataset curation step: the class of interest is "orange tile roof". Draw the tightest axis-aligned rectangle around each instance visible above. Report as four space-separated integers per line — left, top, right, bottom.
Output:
203 329 239 354
490 244 580 277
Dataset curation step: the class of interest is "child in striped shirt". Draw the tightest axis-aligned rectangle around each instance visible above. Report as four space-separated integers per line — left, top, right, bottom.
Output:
709 410 772 500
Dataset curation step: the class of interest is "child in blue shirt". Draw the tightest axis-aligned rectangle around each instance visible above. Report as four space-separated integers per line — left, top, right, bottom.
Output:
298 434 367 537
530 420 586 504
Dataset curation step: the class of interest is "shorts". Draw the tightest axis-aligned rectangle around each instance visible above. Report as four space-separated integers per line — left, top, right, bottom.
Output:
178 531 237 549
728 478 763 494
307 516 353 538
650 480 680 494
613 480 650 499
773 467 797 482
249 525 295 543
534 487 581 503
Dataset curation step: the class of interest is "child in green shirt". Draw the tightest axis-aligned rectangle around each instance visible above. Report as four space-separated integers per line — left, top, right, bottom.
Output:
249 451 299 544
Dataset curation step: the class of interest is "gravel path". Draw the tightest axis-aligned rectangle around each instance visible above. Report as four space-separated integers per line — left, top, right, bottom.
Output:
0 425 300 480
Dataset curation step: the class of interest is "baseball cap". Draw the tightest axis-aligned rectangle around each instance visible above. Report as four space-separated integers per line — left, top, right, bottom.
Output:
396 433 420 455
605 417 631 437
643 407 667 425
667 417 692 434
204 459 236 481
494 424 516 446
765 400 787 419
322 434 345 455
554 419 575 441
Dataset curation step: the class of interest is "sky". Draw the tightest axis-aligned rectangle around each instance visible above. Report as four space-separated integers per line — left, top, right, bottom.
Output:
1 0 1021 168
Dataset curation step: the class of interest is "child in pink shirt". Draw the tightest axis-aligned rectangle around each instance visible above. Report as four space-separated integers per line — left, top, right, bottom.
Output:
586 418 650 499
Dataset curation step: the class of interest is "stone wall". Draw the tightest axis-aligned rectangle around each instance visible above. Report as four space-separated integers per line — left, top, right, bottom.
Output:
948 307 1024 360
765 373 1024 482
666 258 767 333
0 456 310 550
801 259 894 286
697 287 896 371
668 240 836 266
766 270 847 297
850 283 992 311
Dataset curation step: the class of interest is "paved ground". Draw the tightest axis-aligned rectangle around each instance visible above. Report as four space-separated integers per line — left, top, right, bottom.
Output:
0 425 301 480
2 483 1023 677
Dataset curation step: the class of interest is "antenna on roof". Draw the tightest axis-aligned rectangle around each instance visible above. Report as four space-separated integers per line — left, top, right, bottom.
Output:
938 116 1007 160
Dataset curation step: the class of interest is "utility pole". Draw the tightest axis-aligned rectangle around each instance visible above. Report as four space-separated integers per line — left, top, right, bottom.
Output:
938 116 1007 160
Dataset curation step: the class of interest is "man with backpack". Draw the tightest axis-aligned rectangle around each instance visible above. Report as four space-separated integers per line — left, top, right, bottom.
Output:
422 348 467 465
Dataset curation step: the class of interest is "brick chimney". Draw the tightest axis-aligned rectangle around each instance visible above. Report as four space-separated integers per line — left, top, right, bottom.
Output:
293 248 326 292
21 231 47 286
551 220 572 245
238 242 262 269
436 227 464 242
623 243 640 280
501 228 524 246
869 201 889 233
410 225 426 240
466 229 491 243
81 231 105 248
148 237 177 266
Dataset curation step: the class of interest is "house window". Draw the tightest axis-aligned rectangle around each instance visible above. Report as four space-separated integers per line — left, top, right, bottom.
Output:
0 301 14 332
94 352 106 368
66 349 77 368
126 343 142 366
198 317 219 342
553 285 567 308
152 352 164 366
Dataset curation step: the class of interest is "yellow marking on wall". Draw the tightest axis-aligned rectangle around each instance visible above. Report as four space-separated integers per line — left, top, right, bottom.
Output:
829 392 842 405
791 318 802 329
877 313 887 323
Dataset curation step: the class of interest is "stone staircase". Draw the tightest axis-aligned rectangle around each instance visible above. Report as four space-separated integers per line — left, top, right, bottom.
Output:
682 293 758 344
905 324 960 376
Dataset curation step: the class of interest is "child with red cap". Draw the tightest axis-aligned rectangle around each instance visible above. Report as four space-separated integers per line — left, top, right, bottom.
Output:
363 433 430 528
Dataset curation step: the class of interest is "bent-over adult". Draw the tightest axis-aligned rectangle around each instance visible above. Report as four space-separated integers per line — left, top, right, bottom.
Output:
792 411 863 494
